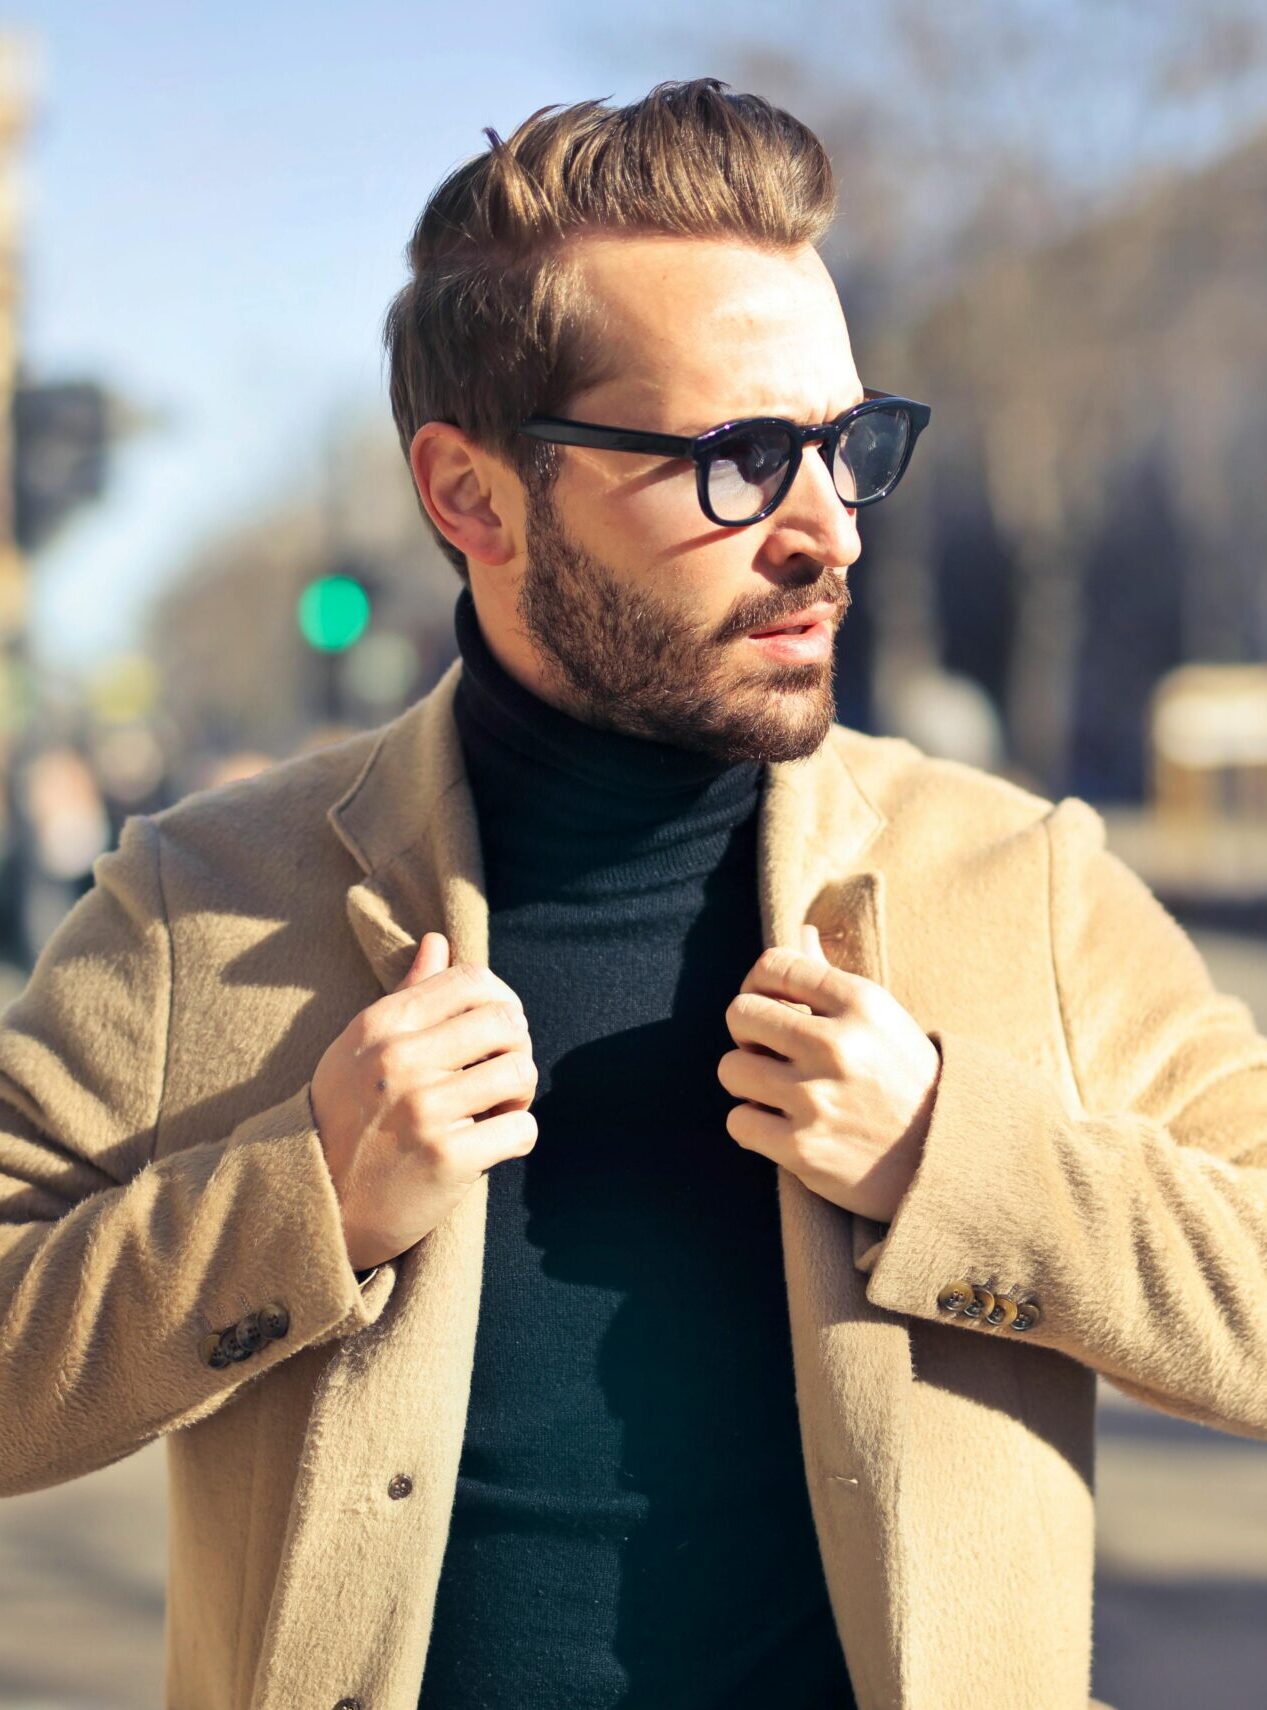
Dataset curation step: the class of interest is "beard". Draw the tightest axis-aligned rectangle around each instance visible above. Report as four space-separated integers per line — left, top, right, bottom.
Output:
513 476 852 767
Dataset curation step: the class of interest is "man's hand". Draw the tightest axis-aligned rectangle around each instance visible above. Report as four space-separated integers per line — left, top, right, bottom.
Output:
312 932 539 1272
717 924 942 1225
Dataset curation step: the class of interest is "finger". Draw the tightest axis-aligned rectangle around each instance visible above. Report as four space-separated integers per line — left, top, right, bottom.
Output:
397 931 451 992
368 960 519 1046
385 1000 529 1077
725 1099 793 1161
726 991 829 1062
739 945 854 1018
802 922 829 962
717 1045 799 1113
444 1049 538 1125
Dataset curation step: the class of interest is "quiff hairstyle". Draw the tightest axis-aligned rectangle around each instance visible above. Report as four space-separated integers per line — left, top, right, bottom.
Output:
381 77 838 583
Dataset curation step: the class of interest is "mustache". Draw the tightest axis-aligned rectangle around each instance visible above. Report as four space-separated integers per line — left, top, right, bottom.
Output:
740 577 850 636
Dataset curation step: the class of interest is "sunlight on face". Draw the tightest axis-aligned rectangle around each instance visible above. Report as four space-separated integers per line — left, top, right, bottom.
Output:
507 234 865 765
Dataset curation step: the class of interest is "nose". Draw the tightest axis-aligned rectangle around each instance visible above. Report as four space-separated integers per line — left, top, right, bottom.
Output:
765 439 861 568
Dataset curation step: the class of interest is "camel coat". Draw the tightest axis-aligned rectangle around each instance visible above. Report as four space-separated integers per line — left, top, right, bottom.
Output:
2 655 1266 1710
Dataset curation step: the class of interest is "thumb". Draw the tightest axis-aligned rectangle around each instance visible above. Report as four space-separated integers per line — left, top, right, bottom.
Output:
801 922 829 961
398 930 451 992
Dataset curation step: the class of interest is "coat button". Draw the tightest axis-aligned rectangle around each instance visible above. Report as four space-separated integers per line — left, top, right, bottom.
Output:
333 1698 362 1709
985 1295 1018 1329
200 1332 231 1369
234 1312 265 1355
962 1285 994 1320
259 1302 290 1340
219 1325 254 1363
1010 1299 1042 1332
937 1278 974 1313
388 1474 413 1500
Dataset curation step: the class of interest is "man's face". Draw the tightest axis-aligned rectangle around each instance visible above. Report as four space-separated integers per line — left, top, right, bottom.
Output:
498 234 863 765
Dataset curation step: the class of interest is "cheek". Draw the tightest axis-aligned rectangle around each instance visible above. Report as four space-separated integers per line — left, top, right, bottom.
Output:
614 470 782 589
559 463 768 626
561 459 710 568
613 463 703 544
558 453 669 527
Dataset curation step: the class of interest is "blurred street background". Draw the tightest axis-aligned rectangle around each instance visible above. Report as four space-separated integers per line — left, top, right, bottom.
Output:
0 1 1265 1706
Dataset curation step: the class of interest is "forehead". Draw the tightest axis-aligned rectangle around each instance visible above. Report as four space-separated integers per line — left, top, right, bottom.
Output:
565 233 858 427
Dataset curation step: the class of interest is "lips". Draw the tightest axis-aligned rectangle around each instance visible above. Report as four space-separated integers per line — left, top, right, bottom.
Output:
747 603 837 639
745 619 833 661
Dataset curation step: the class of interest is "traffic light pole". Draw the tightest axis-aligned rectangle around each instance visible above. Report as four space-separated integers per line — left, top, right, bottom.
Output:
0 37 38 869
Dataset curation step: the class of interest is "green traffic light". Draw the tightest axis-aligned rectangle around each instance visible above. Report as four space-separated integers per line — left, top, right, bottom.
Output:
297 575 372 652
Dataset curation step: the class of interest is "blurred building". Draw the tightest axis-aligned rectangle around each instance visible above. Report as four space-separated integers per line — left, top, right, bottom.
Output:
868 121 1267 802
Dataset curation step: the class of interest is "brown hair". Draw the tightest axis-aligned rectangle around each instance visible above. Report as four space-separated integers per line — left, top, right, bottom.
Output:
381 77 838 583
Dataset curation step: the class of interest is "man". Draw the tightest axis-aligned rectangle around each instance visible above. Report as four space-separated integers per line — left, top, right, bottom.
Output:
0 77 1262 1710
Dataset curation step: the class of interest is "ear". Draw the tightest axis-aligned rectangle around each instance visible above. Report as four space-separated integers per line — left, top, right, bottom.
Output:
409 422 521 568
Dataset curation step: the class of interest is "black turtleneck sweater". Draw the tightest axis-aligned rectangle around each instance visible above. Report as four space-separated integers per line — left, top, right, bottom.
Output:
419 587 858 1710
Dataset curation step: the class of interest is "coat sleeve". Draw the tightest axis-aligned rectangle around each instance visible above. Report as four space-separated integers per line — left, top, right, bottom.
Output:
0 813 392 1498
856 795 1267 1442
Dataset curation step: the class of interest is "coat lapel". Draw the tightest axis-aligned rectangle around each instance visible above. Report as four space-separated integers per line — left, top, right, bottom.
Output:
762 737 914 1707
320 664 914 1709
330 657 492 993
324 656 497 1415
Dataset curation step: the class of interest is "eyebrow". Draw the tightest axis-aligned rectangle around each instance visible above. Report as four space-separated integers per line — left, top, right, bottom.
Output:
827 392 868 422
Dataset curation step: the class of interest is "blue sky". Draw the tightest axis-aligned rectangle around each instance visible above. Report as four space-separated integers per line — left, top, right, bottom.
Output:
16 1 1267 682
18 2 700 678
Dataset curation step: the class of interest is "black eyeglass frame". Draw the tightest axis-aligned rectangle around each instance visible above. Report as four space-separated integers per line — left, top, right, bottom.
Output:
517 386 932 526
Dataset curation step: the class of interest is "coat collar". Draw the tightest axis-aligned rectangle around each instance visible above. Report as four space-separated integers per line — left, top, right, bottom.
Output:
327 655 891 996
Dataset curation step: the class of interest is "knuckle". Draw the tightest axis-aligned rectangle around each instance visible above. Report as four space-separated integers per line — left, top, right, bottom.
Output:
508 1050 537 1090
415 1134 447 1169
415 1120 451 1165
371 1035 407 1081
403 1083 442 1132
791 1133 826 1174
819 1015 852 1064
348 1010 379 1052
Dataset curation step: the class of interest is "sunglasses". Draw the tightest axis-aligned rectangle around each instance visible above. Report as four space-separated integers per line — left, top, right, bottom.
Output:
518 386 931 527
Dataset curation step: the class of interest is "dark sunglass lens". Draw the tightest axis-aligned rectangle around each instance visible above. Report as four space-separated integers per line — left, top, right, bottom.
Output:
704 426 795 523
832 407 911 504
